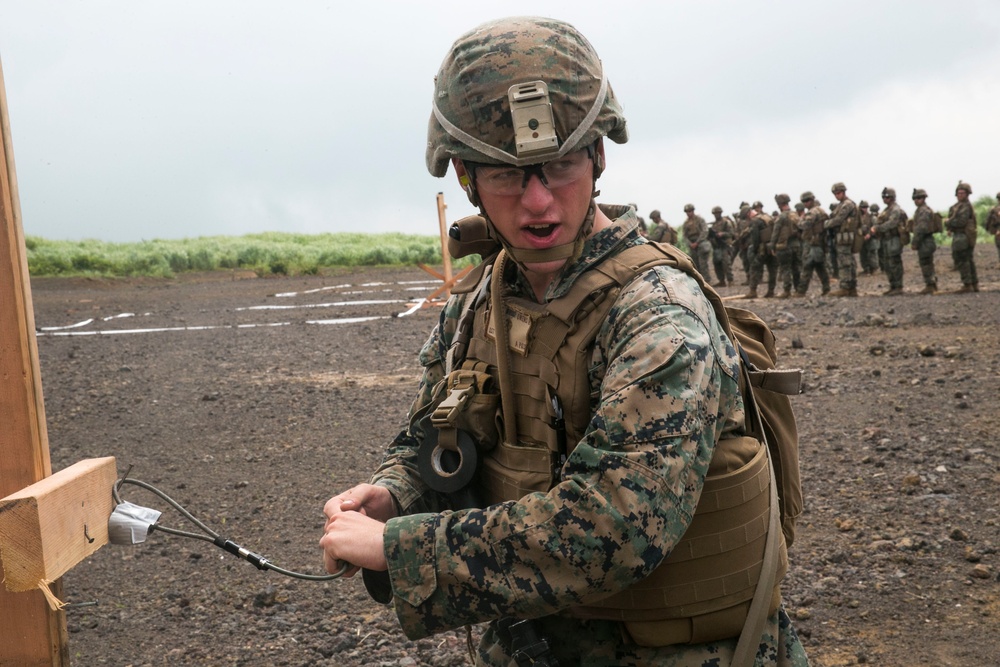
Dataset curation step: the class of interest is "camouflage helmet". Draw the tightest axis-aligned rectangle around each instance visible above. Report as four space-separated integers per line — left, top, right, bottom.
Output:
739 204 751 217
426 16 628 178
794 202 805 212
912 188 927 200
711 205 723 214
859 200 869 208
683 203 695 212
870 203 880 213
881 187 896 200
800 191 815 203
955 181 972 194
752 200 764 210
831 182 847 193
774 193 790 205
650 209 661 219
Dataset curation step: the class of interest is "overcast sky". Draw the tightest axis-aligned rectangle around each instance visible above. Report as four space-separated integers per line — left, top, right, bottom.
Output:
2 1 999 242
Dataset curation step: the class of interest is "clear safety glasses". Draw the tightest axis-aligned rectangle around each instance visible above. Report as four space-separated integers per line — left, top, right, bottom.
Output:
468 147 593 197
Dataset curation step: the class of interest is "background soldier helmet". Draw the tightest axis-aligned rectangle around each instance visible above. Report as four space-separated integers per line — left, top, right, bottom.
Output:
753 200 764 210
650 209 661 219
794 202 805 213
955 181 972 194
774 193 791 205
831 182 847 193
870 203 880 213
800 191 815 203
684 203 695 212
996 192 1000 200
425 16 628 178
739 204 751 216
881 187 897 200
859 200 869 208
711 205 723 214
912 188 928 200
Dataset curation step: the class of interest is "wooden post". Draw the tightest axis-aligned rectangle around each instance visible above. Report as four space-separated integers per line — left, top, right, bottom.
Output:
0 55 69 666
436 192 453 286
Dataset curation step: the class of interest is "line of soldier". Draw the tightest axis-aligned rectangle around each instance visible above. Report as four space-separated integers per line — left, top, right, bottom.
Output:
635 184 1000 298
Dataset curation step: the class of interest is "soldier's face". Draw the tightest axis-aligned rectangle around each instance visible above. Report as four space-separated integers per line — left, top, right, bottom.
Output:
956 189 969 202
833 190 846 202
455 143 600 275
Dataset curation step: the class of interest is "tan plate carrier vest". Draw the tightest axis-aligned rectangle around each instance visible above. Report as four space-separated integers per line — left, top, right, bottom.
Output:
431 241 801 649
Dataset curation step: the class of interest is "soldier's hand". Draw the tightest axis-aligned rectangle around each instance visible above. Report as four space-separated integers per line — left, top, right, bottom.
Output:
321 484 397 576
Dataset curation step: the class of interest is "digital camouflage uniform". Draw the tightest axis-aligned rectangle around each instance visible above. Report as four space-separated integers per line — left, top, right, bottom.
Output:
824 188 859 295
875 198 907 292
769 206 801 297
987 196 1000 264
649 213 679 245
858 203 879 275
371 210 808 665
709 210 737 286
796 200 829 297
682 211 713 279
947 195 978 289
910 195 938 291
365 15 811 666
735 209 753 285
747 212 777 298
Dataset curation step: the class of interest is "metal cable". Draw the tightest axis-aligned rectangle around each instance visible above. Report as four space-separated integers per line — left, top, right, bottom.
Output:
114 476 348 581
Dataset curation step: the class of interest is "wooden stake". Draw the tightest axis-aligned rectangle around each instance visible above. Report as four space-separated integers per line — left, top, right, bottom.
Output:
0 54 70 666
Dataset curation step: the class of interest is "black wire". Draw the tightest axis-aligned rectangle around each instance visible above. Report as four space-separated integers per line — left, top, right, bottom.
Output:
114 477 348 581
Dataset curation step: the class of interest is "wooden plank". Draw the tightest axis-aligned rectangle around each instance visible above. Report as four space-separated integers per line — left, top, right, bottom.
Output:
0 457 118 592
0 54 70 665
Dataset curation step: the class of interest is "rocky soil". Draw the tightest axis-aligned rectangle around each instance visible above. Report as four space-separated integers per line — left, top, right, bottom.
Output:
26 243 1000 666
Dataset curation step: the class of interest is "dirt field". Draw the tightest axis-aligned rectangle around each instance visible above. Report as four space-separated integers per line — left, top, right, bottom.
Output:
28 243 1000 666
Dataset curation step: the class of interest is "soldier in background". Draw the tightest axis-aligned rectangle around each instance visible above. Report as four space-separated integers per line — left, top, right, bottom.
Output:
825 182 860 297
946 181 979 292
910 188 939 294
795 191 830 297
869 203 884 273
985 192 1000 267
824 201 839 280
745 206 776 298
682 203 712 278
874 187 907 295
734 204 753 284
647 209 678 245
630 203 648 238
770 193 801 298
708 205 736 286
858 200 879 275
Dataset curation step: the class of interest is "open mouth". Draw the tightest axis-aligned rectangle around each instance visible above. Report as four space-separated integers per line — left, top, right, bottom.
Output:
525 224 557 238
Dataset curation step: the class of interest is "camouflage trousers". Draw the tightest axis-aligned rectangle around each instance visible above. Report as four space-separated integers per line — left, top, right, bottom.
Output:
797 245 829 295
477 607 810 666
995 234 1000 262
835 243 857 290
951 232 978 287
749 251 777 295
878 236 904 290
825 241 839 279
690 243 713 282
860 237 879 273
739 246 751 282
775 243 801 293
712 244 734 283
913 235 937 287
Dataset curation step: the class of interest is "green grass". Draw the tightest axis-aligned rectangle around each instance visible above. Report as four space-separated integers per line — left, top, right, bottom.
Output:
26 232 477 278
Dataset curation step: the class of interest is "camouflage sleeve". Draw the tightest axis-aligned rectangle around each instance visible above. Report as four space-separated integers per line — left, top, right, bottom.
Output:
824 199 855 230
912 207 933 236
947 202 974 230
382 267 743 640
987 207 1000 233
875 206 901 234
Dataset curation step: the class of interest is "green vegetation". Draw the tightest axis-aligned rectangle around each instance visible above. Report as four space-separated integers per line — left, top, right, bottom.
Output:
26 232 476 278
